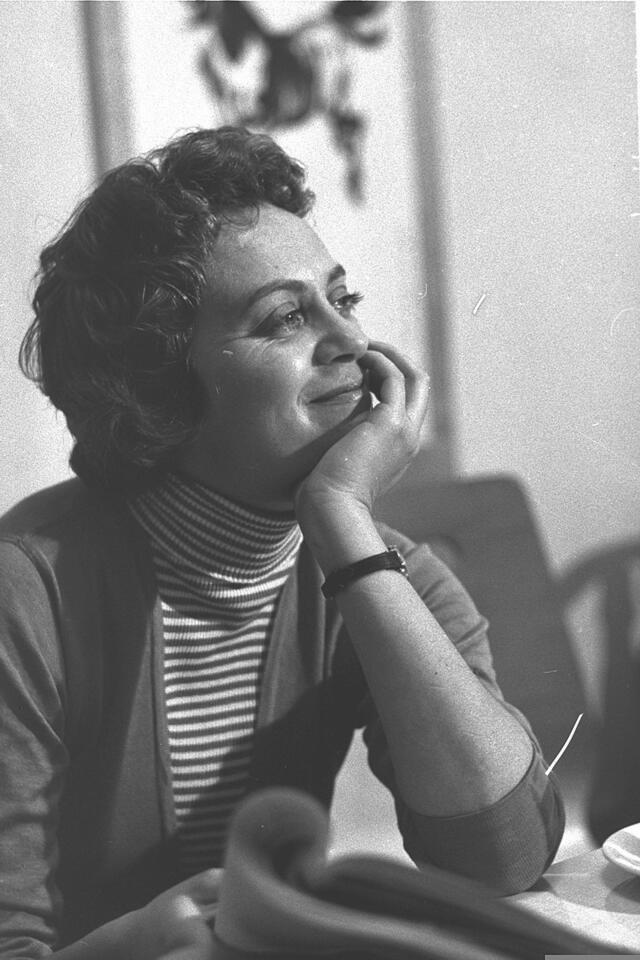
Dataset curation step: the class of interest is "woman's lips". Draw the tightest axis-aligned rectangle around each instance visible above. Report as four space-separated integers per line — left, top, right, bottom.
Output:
310 382 365 404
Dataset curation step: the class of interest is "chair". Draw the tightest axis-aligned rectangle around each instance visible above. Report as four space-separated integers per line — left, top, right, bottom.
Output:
334 471 591 856
558 538 640 843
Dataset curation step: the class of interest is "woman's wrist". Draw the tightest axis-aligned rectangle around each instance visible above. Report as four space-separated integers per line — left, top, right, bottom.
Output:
295 487 386 575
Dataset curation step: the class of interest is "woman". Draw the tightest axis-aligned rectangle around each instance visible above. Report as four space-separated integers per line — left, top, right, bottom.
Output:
0 127 563 958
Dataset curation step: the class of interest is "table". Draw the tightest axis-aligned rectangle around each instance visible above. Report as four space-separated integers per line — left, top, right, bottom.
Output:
511 846 640 952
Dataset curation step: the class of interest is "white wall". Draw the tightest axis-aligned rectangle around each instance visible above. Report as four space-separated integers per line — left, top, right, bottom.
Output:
0 1 93 513
421 1 639 572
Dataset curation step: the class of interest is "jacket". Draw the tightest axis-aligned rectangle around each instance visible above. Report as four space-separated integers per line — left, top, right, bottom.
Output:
0 479 564 955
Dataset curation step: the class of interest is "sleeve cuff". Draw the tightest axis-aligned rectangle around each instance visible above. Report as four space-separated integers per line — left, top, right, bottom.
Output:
396 748 565 895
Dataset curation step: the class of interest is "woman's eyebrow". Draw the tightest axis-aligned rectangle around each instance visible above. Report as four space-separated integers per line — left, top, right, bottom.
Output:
327 263 347 286
241 264 347 313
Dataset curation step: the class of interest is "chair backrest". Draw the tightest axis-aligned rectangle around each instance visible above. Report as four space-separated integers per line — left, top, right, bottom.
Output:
558 539 640 843
376 472 590 820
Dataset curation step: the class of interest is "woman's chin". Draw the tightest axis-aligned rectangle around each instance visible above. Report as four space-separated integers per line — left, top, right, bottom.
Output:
286 394 372 487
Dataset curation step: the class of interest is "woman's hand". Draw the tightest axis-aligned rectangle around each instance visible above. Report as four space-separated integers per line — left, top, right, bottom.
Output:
120 870 222 960
296 341 429 515
294 341 429 576
59 869 224 960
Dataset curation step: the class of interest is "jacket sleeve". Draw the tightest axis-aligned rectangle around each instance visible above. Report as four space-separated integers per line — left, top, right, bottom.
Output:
0 538 68 957
353 538 565 895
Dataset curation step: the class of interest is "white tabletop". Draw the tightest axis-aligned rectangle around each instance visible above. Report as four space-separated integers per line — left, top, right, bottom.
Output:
510 846 640 952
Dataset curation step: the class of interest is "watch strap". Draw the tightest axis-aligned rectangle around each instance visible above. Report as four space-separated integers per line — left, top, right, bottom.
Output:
321 546 408 599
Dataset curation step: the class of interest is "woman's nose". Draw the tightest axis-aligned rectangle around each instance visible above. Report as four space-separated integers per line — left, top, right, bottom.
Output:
313 306 368 365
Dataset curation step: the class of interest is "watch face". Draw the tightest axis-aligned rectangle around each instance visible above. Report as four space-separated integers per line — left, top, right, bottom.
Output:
388 546 408 576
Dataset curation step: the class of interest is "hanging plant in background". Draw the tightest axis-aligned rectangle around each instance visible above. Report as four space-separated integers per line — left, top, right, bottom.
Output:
185 1 388 202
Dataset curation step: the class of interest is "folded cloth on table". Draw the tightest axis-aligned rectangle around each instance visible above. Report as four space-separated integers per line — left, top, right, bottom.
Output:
212 788 618 959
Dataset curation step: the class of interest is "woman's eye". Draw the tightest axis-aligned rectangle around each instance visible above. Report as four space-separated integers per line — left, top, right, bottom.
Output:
332 291 364 318
258 291 363 337
267 308 305 334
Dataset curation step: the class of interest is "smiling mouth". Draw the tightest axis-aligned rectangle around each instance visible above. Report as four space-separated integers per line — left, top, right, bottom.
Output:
311 382 365 403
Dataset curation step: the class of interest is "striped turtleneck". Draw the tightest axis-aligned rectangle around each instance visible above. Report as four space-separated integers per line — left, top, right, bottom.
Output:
128 472 302 874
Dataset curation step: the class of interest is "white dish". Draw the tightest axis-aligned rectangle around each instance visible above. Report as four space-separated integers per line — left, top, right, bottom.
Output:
602 822 640 876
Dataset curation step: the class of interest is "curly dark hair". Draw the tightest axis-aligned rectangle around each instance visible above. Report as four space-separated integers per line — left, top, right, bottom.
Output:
20 127 314 495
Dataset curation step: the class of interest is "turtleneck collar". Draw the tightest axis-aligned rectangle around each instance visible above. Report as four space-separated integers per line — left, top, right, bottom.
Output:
128 472 302 611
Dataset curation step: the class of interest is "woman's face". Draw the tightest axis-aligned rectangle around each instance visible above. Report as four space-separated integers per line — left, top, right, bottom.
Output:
179 203 370 510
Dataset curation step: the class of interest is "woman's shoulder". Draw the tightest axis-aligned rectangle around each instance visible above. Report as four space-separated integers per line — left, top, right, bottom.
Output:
1 477 92 531
0 480 155 670
0 478 133 564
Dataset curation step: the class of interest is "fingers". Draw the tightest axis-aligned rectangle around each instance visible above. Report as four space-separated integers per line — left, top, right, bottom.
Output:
185 867 224 908
359 340 430 427
162 867 223 907
359 349 405 411
150 869 222 931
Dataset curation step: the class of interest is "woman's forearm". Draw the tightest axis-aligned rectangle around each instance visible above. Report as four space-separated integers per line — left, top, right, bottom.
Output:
297 492 534 818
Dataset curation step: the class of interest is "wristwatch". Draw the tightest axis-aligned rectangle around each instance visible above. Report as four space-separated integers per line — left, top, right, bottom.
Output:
321 545 408 599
